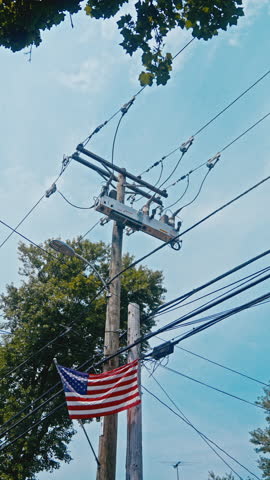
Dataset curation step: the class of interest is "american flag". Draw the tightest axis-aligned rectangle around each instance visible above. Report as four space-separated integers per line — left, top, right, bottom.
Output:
57 360 141 418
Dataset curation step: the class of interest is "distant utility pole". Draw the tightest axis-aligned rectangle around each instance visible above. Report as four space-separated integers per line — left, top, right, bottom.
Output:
126 303 142 480
173 461 181 480
72 144 174 480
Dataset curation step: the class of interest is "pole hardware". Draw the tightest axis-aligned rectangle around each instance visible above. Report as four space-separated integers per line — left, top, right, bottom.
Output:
180 136 194 153
207 152 221 169
76 144 168 198
151 341 174 360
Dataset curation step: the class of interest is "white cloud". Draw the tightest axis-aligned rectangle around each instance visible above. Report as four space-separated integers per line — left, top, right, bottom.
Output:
57 56 114 93
226 0 270 47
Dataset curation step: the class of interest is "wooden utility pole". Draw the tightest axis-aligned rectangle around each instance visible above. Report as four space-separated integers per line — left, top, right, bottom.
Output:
126 303 143 480
71 146 168 479
96 172 125 480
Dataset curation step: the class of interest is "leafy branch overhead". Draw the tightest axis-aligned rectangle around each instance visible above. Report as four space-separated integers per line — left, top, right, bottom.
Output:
0 0 244 86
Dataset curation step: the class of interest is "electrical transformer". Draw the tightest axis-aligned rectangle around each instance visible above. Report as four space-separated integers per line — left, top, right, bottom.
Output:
95 195 181 248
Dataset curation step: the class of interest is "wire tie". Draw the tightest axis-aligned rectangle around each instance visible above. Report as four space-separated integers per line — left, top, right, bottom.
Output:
207 152 221 169
121 96 135 114
180 136 194 153
45 183 57 198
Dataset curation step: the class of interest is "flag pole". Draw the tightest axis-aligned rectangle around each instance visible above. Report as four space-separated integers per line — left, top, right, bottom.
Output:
126 303 143 480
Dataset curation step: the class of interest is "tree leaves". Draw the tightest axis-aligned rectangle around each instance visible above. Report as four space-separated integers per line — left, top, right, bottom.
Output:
250 385 270 479
0 238 165 479
0 1 244 84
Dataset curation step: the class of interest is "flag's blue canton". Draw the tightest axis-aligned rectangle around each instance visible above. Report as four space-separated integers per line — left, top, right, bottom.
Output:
58 365 88 395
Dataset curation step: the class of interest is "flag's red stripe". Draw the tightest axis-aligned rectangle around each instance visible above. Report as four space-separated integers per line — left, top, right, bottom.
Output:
67 392 140 410
68 399 141 418
88 360 138 379
86 377 137 393
87 368 138 386
66 384 138 402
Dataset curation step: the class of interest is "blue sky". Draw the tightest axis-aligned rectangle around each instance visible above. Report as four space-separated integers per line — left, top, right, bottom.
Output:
0 1 270 479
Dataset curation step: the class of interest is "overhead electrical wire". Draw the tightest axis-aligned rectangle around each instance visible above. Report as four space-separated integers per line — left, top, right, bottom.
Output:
163 111 270 196
111 173 270 282
160 110 270 213
0 156 71 251
171 168 211 215
165 290 270 346
153 264 270 319
1 62 268 254
164 297 270 337
164 174 190 211
138 67 270 181
161 365 265 410
175 346 269 387
0 195 45 249
81 219 101 239
144 366 249 480
142 381 260 480
148 247 270 319
0 39 194 253
58 191 96 210
0 352 100 436
1 182 270 380
2 282 270 446
1 193 270 384
0 219 60 261
0 327 73 380
81 38 195 149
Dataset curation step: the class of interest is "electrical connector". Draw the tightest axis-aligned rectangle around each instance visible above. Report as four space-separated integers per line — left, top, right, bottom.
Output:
207 152 221 169
121 96 135 114
45 183 57 198
180 136 194 154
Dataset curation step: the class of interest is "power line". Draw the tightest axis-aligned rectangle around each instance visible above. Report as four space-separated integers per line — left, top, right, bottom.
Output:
142 381 260 480
2 285 270 444
168 291 270 346
193 68 270 136
161 365 265 410
0 352 99 436
0 219 60 260
164 174 190 211
0 195 45 249
0 40 193 256
0 327 72 380
112 173 270 282
220 111 270 153
81 219 101 239
2 178 270 384
170 168 211 215
144 367 246 480
139 67 270 179
2 185 270 383
154 264 270 318
168 111 270 188
0 157 71 251
58 191 95 210
150 247 270 318
175 346 269 387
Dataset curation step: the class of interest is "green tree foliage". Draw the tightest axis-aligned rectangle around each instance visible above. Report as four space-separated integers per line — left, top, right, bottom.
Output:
0 0 244 85
250 386 270 479
0 238 165 480
208 472 235 480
